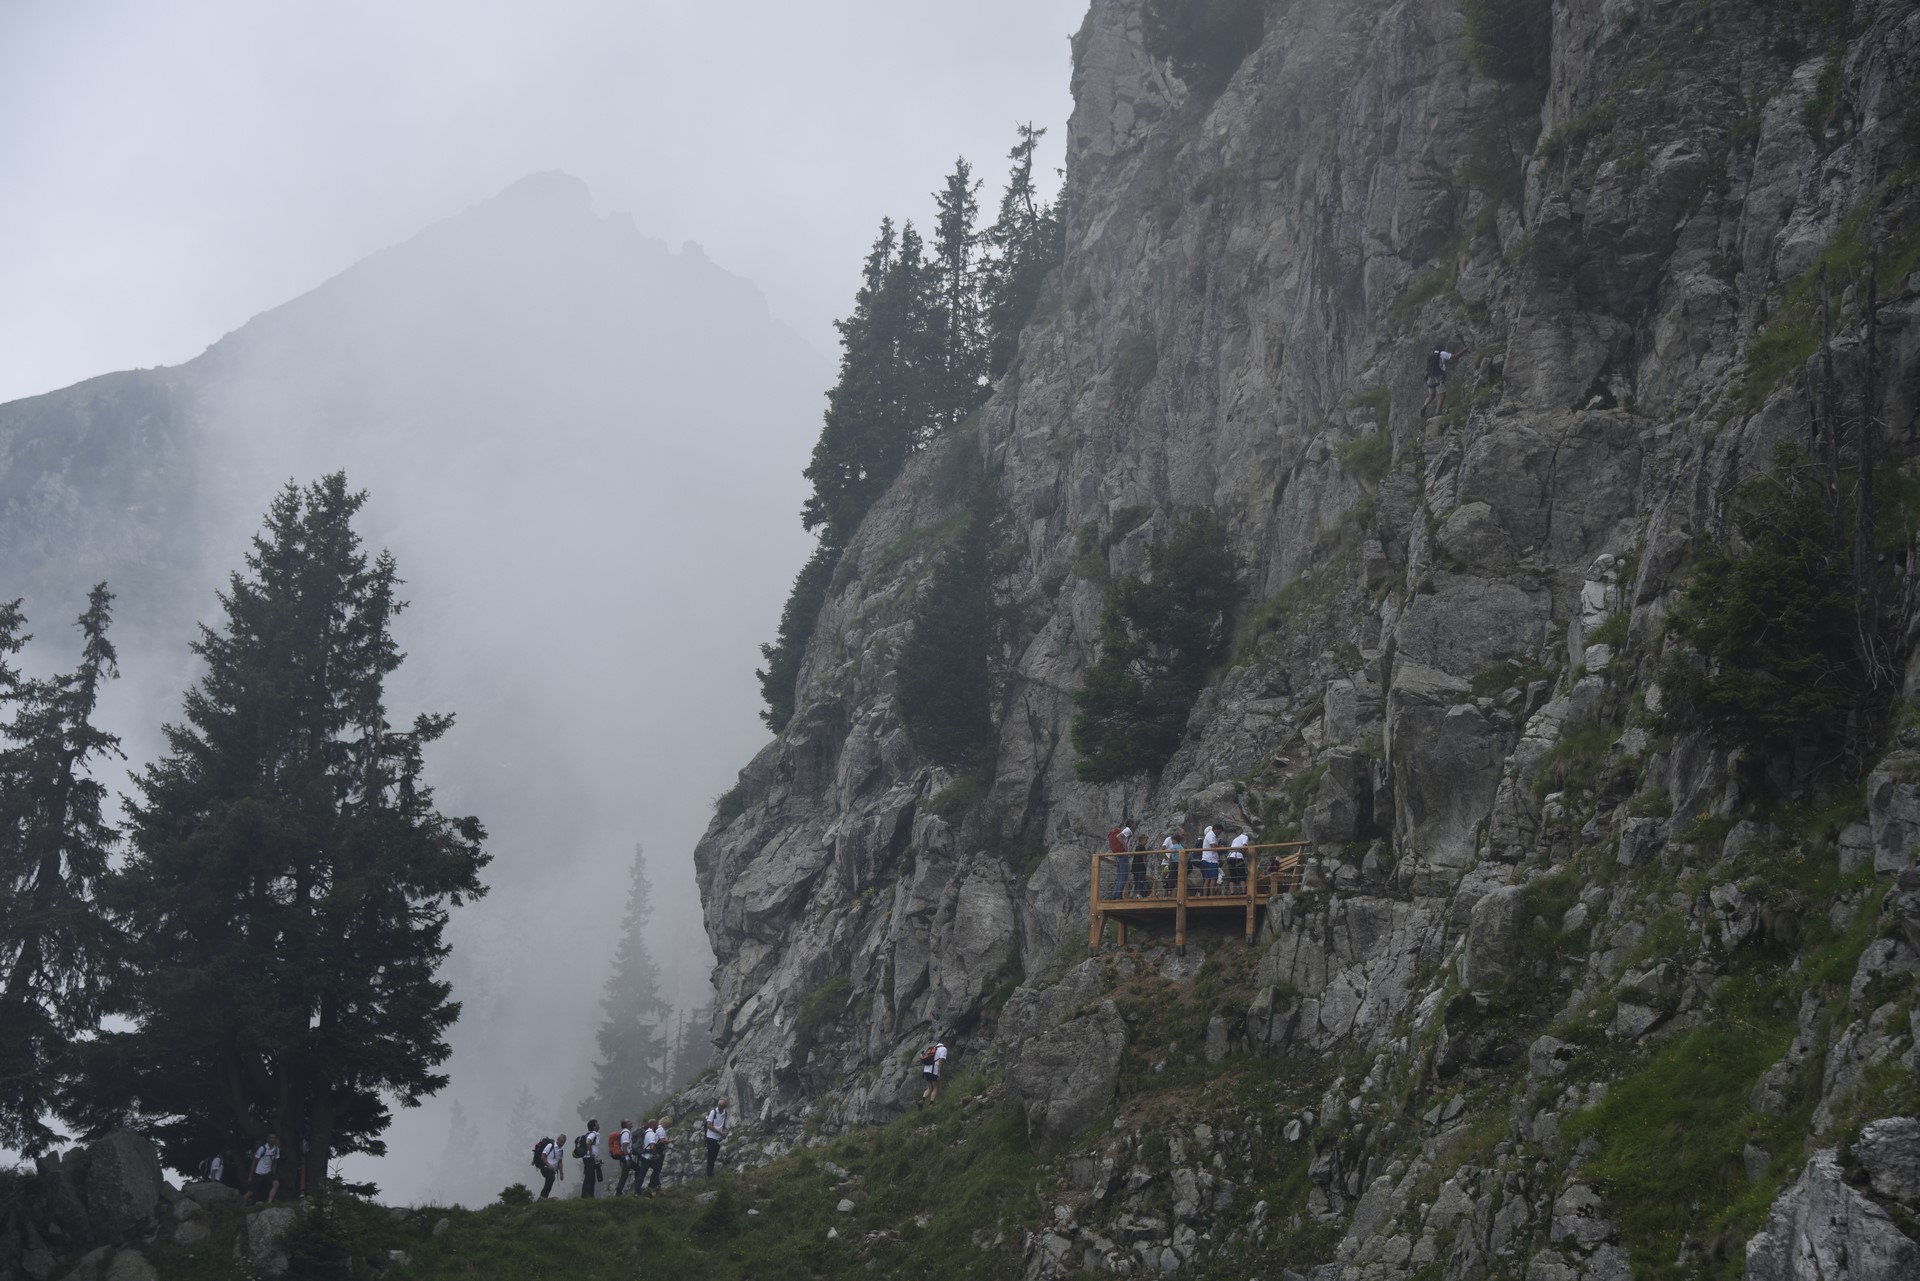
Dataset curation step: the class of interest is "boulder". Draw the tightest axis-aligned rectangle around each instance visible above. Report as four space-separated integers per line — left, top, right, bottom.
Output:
102 1252 157 1281
1746 1149 1918 1279
173 1219 210 1248
35 1151 93 1244
244 1207 300 1278
1867 754 1920 875
1006 1001 1128 1145
82 1132 165 1245
180 1182 239 1207
1853 1117 1920 1206
1616 818 1668 868
54 1246 109 1281
22 1247 58 1281
1305 747 1370 848
1462 886 1527 992
1204 1015 1231 1063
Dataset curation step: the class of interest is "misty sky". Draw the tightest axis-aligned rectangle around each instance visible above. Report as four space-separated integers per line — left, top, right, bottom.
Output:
2 0 1085 1205
0 0 1081 406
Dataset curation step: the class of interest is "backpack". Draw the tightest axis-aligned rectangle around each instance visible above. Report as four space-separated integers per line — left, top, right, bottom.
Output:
531 1141 547 1170
918 1045 937 1066
609 1130 626 1159
572 1134 588 1160
1107 826 1125 853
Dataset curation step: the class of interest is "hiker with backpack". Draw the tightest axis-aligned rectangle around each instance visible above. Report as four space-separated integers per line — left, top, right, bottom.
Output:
244 1134 280 1205
576 1120 602 1197
611 1118 636 1195
918 1036 948 1103
1106 821 1130 897
532 1135 564 1198
1422 344 1455 416
644 1117 669 1195
704 1099 728 1178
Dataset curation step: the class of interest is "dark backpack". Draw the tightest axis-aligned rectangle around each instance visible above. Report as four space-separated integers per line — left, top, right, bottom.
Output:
572 1134 589 1160
918 1045 937 1066
531 1141 547 1170
1427 348 1444 378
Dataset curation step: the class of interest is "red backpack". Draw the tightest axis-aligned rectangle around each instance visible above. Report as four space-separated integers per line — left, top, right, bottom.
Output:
1107 827 1126 853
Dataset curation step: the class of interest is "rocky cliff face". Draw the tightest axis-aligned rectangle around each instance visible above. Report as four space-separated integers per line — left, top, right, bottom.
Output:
696 1 1920 1276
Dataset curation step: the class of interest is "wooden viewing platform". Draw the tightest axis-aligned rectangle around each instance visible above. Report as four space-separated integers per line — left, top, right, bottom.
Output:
1089 843 1308 956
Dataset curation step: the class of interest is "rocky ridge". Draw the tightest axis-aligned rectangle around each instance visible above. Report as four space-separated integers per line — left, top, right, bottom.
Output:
691 0 1920 1277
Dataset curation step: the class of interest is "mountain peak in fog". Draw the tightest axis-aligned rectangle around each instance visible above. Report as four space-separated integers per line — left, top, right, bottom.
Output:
0 175 828 1203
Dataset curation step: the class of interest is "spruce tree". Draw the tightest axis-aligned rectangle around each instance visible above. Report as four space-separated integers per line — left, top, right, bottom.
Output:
803 218 902 552
79 475 489 1186
1071 513 1245 780
982 124 1063 378
582 845 673 1121
668 1006 716 1088
897 503 997 767
0 587 123 1154
930 157 987 427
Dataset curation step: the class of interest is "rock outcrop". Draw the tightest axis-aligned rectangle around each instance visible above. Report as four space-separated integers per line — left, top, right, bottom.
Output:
684 0 1920 1276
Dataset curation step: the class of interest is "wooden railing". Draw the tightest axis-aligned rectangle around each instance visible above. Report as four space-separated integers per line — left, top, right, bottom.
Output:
1089 842 1307 956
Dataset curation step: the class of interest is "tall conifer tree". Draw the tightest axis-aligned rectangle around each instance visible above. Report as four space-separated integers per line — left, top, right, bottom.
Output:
582 845 673 1120
79 475 488 1186
930 157 986 427
982 124 1063 378
0 588 123 1154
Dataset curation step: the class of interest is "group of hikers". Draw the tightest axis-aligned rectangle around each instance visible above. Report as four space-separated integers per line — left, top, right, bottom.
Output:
193 1135 298 1205
531 1100 730 1199
1105 819 1289 898
529 1039 951 1200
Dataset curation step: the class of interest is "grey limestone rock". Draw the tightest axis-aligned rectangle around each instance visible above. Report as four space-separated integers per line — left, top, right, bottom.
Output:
244 1207 300 1278
1867 753 1920 875
179 1182 238 1207
1616 818 1668 869
1006 1001 1128 1145
1853 1117 1920 1205
54 1248 108 1281
81 1132 164 1245
100 1252 156 1281
35 1151 92 1245
1746 1149 1918 1280
1462 885 1527 992
172 1219 210 1248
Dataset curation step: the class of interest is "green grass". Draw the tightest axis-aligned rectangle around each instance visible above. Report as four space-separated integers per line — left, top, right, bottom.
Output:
792 977 855 1056
1531 723 1624 798
1564 1023 1798 1281
1585 611 1629 651
141 1083 1051 1281
1335 432 1392 483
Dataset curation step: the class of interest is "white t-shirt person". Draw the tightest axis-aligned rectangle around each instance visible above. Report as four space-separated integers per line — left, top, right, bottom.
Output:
208 1154 224 1183
1200 826 1221 867
253 1143 278 1176
933 1042 948 1075
1228 833 1249 861
704 1108 727 1142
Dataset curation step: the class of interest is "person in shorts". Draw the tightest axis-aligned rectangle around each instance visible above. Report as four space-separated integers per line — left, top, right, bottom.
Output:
245 1134 280 1204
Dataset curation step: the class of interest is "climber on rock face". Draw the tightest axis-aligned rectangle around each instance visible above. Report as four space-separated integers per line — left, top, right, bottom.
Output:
1422 343 1455 417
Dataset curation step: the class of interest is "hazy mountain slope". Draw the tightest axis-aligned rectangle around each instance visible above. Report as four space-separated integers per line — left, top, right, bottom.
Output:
0 171 828 1204
688 1 1920 1277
